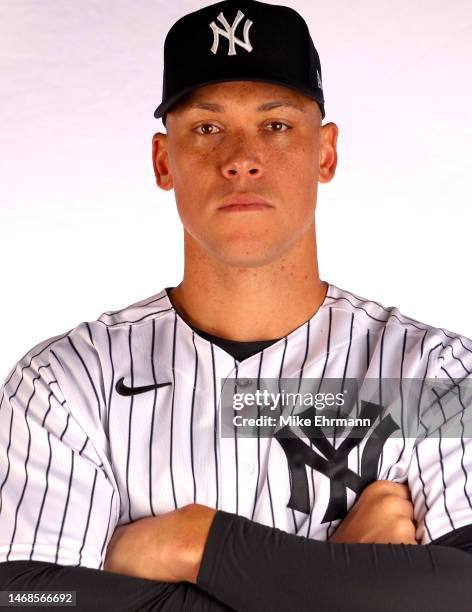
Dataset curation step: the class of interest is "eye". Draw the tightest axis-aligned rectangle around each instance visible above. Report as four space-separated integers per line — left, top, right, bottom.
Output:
266 121 291 132
195 123 221 135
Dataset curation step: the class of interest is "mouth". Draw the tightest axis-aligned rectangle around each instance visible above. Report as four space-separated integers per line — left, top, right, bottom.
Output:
218 194 273 212
219 203 272 212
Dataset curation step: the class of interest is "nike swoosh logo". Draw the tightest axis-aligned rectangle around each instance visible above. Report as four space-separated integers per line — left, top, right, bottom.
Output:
115 376 172 396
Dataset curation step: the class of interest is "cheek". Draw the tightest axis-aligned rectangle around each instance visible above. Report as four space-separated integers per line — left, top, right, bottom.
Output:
268 144 318 205
171 147 214 200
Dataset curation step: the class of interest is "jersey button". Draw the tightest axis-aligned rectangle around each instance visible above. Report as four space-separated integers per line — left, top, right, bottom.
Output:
245 462 255 474
236 377 251 387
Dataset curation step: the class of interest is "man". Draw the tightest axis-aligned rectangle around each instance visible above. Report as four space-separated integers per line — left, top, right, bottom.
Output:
1 1 472 610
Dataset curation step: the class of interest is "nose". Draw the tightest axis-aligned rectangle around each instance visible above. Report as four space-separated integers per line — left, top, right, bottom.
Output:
220 135 264 180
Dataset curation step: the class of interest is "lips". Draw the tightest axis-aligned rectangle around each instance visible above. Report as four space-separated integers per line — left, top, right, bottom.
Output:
218 194 273 212
219 203 272 212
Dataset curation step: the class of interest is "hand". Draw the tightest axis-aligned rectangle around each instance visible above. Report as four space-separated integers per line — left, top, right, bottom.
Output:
103 503 217 584
328 480 418 545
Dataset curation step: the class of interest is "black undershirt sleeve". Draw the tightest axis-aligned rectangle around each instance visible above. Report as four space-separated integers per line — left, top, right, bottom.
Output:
196 510 472 612
2 519 472 612
0 560 234 612
429 522 472 553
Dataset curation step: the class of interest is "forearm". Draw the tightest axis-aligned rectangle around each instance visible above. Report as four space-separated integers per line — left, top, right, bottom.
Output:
0 560 234 612
196 511 472 612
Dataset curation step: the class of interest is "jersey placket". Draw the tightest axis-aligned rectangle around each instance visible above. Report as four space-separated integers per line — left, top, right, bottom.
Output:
216 359 266 517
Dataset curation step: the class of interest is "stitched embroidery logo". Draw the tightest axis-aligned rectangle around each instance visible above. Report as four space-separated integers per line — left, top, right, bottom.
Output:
209 9 253 55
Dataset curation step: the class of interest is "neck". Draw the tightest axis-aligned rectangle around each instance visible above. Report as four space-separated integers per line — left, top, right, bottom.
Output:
169 224 328 342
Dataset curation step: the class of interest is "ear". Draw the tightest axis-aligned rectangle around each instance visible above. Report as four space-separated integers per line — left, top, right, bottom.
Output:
318 122 339 183
152 132 174 191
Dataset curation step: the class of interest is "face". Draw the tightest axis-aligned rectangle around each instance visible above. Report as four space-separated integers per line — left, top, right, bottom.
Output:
152 80 338 268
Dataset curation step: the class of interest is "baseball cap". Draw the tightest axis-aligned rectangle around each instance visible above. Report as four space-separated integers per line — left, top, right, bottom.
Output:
154 0 325 126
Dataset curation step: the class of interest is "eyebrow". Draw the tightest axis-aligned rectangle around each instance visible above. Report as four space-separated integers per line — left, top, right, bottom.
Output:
183 100 307 114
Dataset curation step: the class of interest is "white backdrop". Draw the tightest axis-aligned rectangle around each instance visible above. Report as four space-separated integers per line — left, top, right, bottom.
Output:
1 0 471 379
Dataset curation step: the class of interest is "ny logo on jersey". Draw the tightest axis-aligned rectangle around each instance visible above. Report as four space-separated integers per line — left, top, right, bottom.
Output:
275 400 399 522
209 9 253 56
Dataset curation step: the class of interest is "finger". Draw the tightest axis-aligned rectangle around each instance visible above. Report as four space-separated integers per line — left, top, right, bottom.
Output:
396 498 415 519
362 480 412 500
378 480 412 500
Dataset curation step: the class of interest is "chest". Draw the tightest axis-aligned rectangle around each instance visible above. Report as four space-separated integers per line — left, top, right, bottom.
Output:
105 360 416 539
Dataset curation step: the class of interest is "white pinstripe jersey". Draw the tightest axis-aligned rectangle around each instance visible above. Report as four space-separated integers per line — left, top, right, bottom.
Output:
1 281 472 569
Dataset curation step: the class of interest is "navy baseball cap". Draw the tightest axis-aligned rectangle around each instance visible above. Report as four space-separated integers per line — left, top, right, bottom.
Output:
154 0 325 126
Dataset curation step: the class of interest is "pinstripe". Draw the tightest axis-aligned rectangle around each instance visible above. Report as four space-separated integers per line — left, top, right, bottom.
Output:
99 488 116 567
105 325 122 516
105 325 114 441
233 360 240 515
30 428 52 560
376 326 386 476
0 395 14 516
413 342 443 541
439 365 472 513
6 371 41 560
190 332 199 503
325 294 390 323
101 293 168 318
334 287 395 315
366 328 370 367
414 443 433 541
125 325 135 522
98 307 174 327
277 336 298 532
6 332 72 399
417 343 444 434
327 311 354 539
210 343 220 509
54 451 75 564
438 345 471 376
333 312 354 445
385 328 408 480
78 470 98 565
326 292 448 336
251 350 264 520
420 329 428 359
85 322 95 347
169 312 178 509
60 413 70 442
294 322 310 535
306 306 332 538
439 330 472 356
263 335 287 530
65 337 103 422
432 388 455 531
149 318 158 515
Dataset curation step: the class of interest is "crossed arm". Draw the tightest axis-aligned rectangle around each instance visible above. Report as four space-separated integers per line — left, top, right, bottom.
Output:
103 480 418 584
3 480 471 611
101 480 472 612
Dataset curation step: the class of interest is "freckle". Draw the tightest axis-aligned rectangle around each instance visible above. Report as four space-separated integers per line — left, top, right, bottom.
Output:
280 265 285 271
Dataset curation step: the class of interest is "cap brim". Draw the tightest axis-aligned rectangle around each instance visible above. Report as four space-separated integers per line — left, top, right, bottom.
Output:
153 75 325 120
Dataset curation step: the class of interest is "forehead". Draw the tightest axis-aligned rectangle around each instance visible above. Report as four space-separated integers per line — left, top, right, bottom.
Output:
176 80 314 110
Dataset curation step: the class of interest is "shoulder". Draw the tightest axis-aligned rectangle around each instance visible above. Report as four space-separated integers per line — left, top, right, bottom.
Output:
324 282 472 378
1 287 174 396
96 287 172 328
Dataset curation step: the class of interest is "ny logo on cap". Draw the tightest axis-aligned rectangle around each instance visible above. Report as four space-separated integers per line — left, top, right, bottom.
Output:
209 9 253 56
